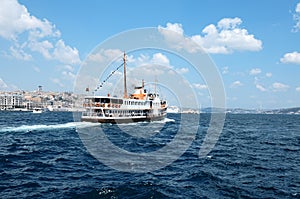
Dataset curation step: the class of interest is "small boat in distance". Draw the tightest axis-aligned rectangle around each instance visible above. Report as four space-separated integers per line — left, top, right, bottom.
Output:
81 52 168 123
32 108 43 114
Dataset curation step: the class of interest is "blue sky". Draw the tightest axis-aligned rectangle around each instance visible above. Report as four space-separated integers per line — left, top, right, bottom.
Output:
0 0 300 109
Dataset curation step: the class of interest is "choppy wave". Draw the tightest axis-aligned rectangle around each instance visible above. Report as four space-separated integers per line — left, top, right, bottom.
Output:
155 117 175 123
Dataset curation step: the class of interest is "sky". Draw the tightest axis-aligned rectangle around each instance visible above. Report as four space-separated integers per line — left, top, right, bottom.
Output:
0 0 300 109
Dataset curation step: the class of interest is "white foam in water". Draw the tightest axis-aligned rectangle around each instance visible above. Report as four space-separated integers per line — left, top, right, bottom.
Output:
0 122 100 133
0 118 175 133
152 117 175 124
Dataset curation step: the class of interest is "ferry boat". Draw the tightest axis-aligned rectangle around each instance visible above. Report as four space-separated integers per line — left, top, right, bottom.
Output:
81 53 168 123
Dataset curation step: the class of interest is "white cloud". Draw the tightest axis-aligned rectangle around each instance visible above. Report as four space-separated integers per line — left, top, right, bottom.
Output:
297 3 300 13
158 23 201 53
28 40 53 59
27 38 81 65
193 83 208 90
254 76 267 92
87 49 123 63
151 53 170 66
266 72 272 77
134 54 150 64
272 82 289 92
129 63 165 76
222 66 229 74
62 65 74 72
62 71 76 80
0 0 59 40
249 68 262 75
296 87 300 92
293 3 300 32
280 51 300 64
175 67 189 74
57 65 76 80
217 17 242 29
162 23 184 35
9 45 32 61
159 19 262 54
256 84 267 92
0 0 80 65
53 40 80 65
230 80 243 88
192 17 262 54
56 64 76 84
128 52 172 68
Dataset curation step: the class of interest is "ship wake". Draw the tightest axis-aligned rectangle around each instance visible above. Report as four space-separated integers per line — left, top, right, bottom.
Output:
0 122 100 133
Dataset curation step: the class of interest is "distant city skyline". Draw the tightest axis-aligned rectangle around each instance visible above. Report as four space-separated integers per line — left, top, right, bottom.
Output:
0 0 300 109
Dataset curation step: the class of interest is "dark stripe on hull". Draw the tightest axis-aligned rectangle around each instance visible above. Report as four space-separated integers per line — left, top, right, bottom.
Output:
81 115 165 124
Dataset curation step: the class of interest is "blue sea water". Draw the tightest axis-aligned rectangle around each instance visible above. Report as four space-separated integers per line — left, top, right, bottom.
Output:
0 111 299 198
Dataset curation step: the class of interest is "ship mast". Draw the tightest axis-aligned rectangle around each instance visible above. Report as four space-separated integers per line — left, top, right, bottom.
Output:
123 52 128 98
155 76 157 96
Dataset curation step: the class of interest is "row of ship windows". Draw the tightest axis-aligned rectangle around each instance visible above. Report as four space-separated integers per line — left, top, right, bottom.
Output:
106 110 144 114
123 101 160 106
124 101 147 106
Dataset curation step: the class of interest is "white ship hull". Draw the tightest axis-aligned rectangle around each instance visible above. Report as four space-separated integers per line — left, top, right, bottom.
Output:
82 112 166 124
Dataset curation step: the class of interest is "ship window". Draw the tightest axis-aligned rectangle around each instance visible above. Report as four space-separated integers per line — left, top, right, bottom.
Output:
111 98 123 104
100 98 110 103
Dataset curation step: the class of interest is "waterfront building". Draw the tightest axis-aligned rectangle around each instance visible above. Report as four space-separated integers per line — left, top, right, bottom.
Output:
0 94 24 110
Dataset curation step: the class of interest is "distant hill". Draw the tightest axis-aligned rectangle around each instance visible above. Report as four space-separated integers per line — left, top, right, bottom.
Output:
225 107 300 114
189 107 300 114
267 107 300 114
